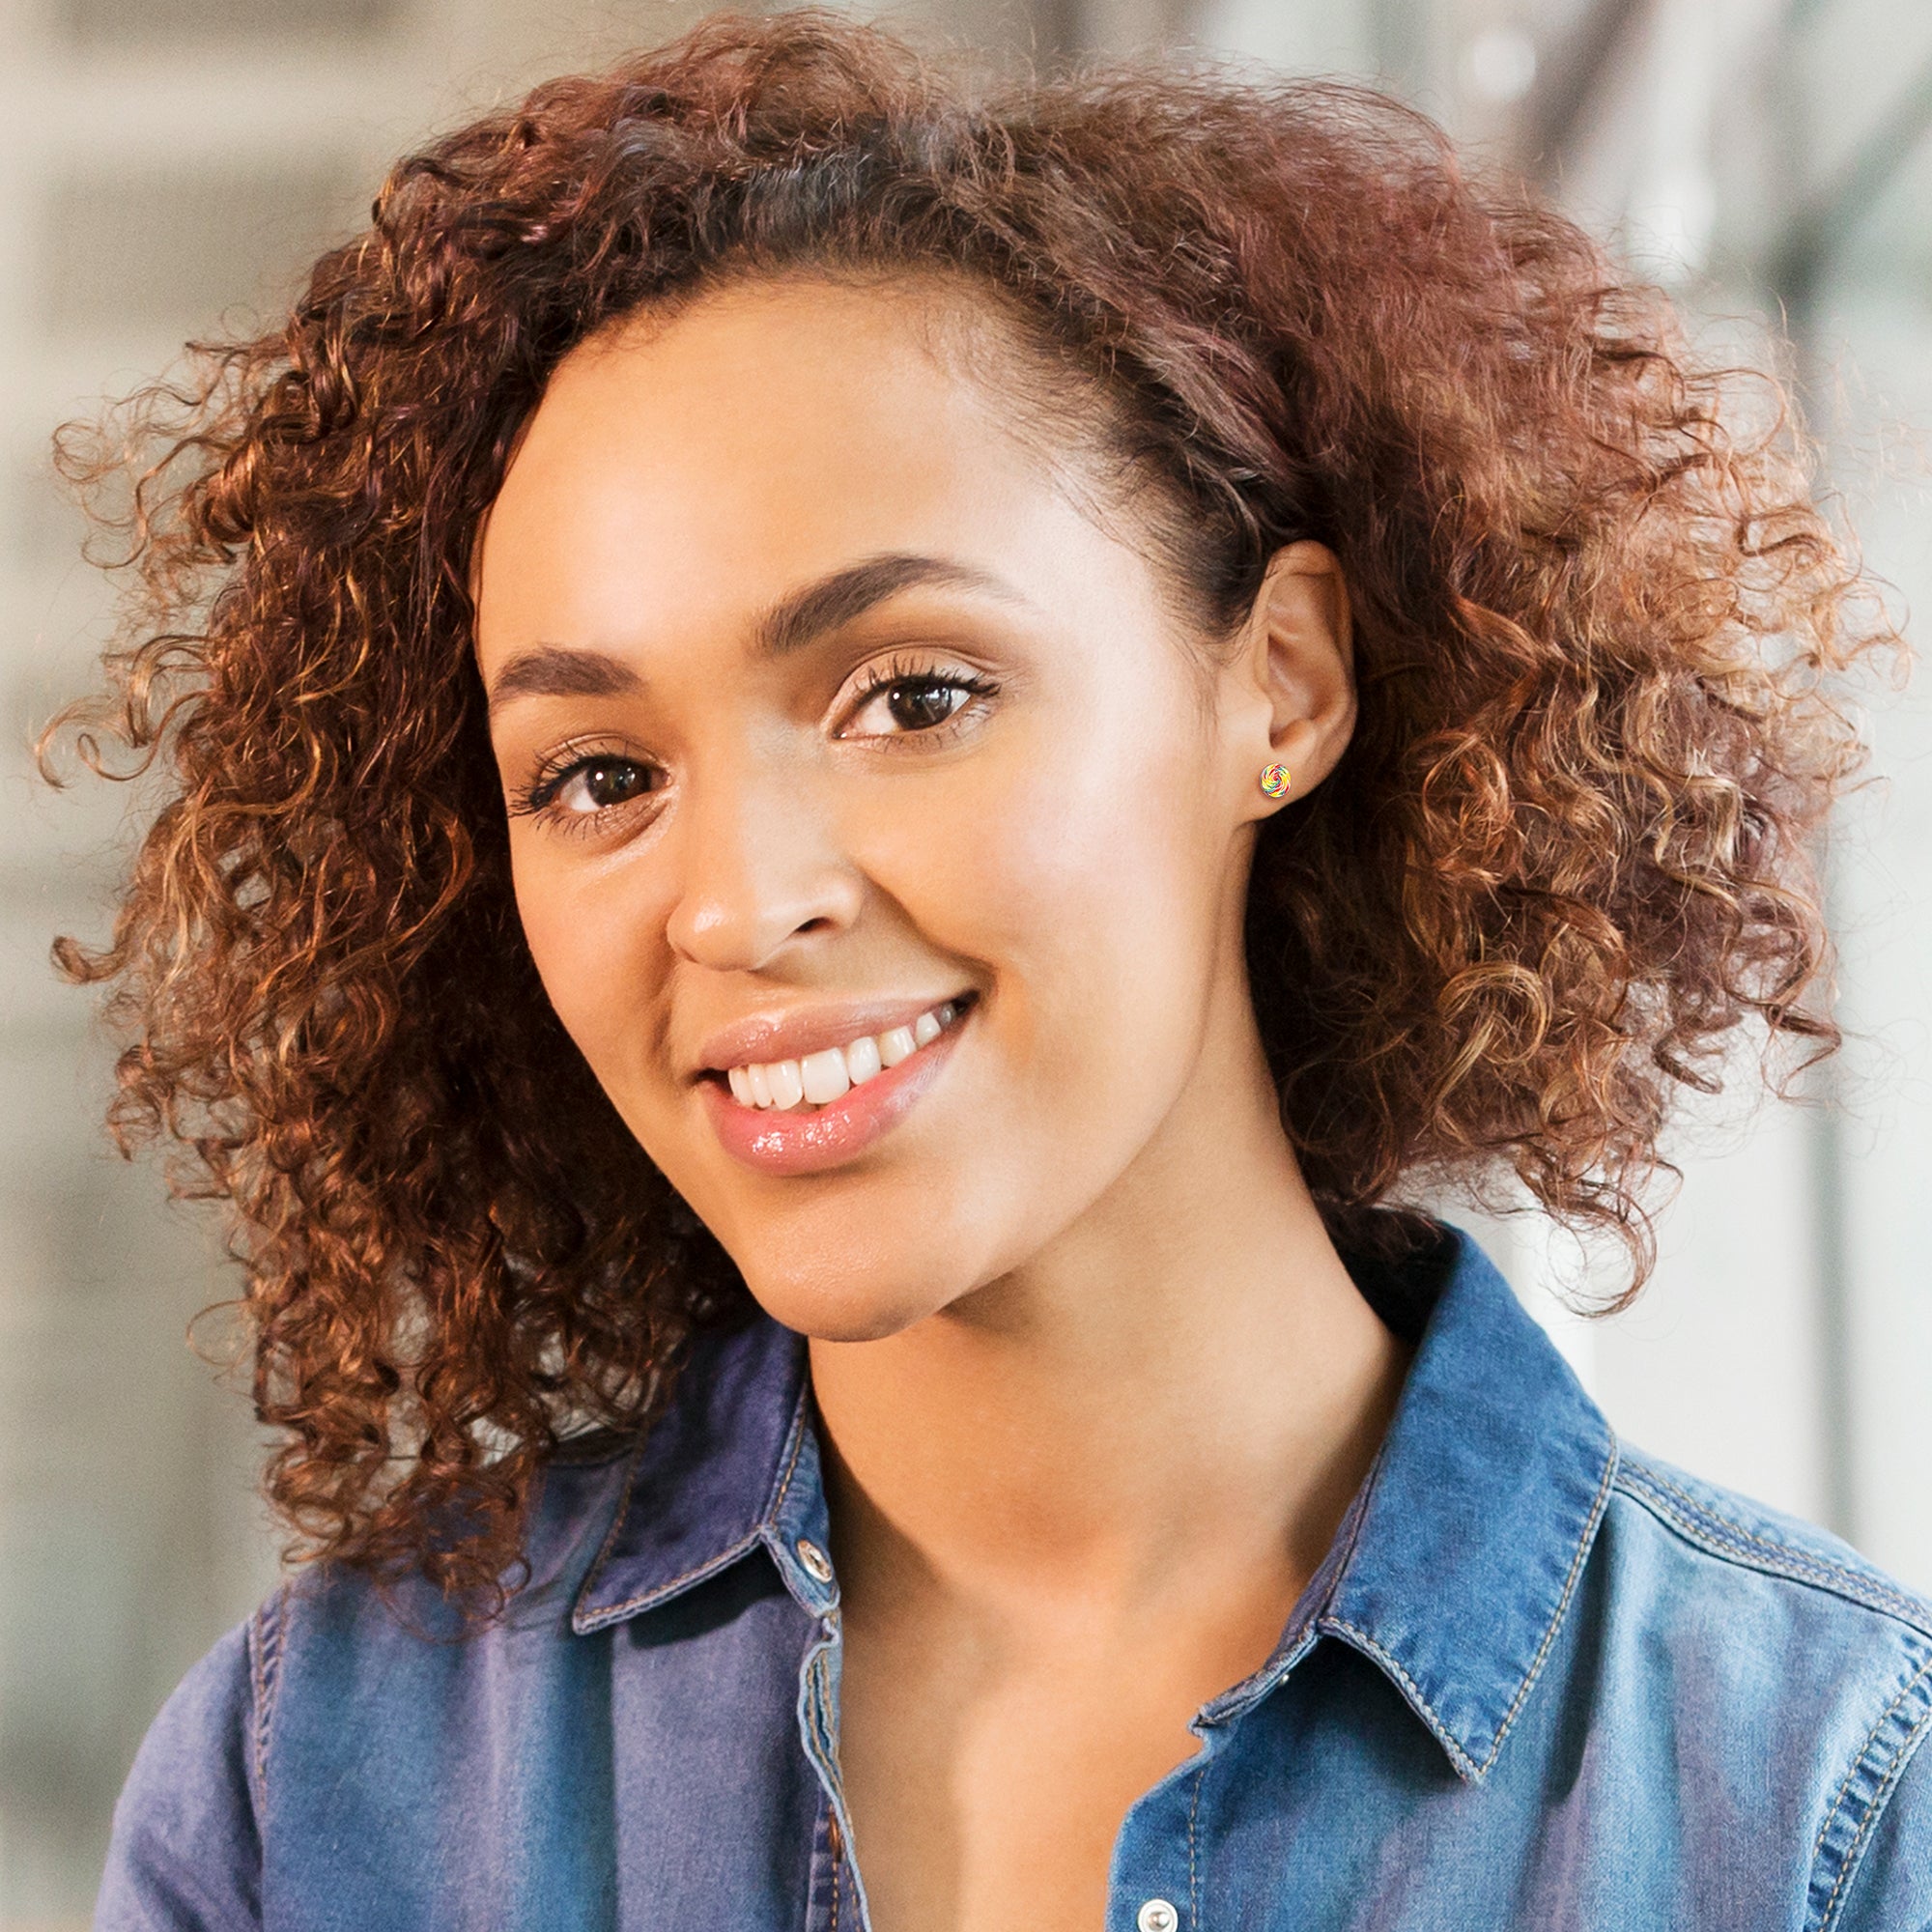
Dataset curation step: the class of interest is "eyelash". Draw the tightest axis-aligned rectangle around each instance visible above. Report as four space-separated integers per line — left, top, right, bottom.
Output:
510 741 666 833
836 654 1001 741
508 657 1001 834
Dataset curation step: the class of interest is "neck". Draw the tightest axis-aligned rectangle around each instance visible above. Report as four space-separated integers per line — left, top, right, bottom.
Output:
809 1001 1408 1624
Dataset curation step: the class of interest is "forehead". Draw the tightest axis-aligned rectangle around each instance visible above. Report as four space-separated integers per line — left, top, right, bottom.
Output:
476 277 1094 645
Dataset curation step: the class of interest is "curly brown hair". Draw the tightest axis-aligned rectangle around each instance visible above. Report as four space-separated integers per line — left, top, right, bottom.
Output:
43 10 1892 1599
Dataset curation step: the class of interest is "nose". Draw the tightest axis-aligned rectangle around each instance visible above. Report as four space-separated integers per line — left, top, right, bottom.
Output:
664 760 864 972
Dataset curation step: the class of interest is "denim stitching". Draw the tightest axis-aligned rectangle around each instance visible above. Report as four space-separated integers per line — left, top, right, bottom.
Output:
1807 1663 1932 1867
580 1532 767 1624
803 1650 848 1932
575 1355 817 1628
1809 1655 1932 1866
1483 1441 1618 1767
1819 1728 1920 1932
575 1384 820 1626
248 1585 286 1800
1318 1442 1386 1605
1811 1659 1932 1931
1814 1737 1870 1867
1629 1463 1922 1611
1620 1463 1932 1632
766 1379 813 1521
1319 1619 1482 1779
1634 1464 1922 1609
828 1809 840 1932
246 1603 267 1792
1198 1441 1375 1729
1185 1442 1380 1727
570 1443 647 1621
1321 1436 1615 1779
1186 1759 1208 1928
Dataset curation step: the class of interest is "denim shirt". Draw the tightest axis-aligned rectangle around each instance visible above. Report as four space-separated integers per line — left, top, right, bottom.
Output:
98 1231 1932 1930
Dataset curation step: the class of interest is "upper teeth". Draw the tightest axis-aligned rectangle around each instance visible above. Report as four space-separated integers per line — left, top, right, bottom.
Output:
725 1003 959 1111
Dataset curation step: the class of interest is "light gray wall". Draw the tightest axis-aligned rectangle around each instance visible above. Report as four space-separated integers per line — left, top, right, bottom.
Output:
1454 0 1932 1588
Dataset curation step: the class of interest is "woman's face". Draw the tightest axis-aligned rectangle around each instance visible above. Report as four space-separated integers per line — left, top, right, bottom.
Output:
476 278 1349 1340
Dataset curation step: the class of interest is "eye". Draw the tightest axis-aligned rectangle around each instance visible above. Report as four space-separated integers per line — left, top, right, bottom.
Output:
516 749 664 825
562 755 654 810
839 663 998 740
874 677 970 732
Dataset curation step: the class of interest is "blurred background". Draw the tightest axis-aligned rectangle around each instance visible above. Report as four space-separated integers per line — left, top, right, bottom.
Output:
1 0 1928 1920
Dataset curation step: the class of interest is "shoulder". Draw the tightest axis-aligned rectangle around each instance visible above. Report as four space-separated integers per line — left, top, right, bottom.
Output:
97 1439 636 1929
96 1619 264 1931
257 1437 630 1677
1610 1449 1932 1637
1602 1446 1932 1690
1599 1446 1932 1927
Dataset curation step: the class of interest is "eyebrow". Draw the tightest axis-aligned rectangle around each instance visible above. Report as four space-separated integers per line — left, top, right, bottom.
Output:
486 552 1017 715
753 553 1017 657
486 644 643 715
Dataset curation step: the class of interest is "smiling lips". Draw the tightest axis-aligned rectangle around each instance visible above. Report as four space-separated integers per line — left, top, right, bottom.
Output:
701 996 972 1176
724 1001 962 1112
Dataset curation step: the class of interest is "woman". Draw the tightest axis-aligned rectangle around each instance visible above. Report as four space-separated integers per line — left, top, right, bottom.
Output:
59 12 1927 1929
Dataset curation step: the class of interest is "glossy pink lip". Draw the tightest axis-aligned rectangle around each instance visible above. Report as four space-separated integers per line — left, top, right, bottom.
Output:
692 994 972 1079
700 1005 971 1177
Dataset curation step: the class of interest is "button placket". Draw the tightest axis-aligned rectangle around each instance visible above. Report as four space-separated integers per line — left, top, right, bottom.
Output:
1106 1750 1208 1932
799 1625 860 1932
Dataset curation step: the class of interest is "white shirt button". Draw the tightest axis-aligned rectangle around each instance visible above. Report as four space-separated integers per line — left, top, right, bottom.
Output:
1137 1900 1179 1932
795 1537 835 1584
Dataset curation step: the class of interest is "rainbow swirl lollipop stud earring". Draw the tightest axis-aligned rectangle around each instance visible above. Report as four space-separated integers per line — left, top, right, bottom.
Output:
1259 763 1292 799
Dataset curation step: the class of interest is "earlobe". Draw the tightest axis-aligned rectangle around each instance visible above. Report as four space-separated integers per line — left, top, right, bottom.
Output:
1244 541 1357 809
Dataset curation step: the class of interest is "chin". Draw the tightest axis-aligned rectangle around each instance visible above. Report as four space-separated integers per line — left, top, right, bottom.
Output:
733 1238 980 1344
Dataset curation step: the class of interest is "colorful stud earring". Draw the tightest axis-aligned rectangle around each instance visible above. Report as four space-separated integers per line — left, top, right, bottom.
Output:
1259 763 1292 798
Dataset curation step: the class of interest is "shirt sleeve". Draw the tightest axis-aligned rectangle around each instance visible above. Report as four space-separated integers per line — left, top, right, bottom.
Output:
94 1618 264 1932
1832 1699 1932 1932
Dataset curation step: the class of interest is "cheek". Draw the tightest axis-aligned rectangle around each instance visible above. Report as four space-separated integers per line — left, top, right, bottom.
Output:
874 704 1227 1108
508 835 670 1081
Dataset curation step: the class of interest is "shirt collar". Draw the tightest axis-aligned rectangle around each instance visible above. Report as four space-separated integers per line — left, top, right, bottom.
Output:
572 1228 1618 1784
572 1313 829 1633
1294 1229 1618 1780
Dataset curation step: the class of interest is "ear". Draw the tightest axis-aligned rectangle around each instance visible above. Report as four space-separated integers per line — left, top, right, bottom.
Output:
1226 541 1357 820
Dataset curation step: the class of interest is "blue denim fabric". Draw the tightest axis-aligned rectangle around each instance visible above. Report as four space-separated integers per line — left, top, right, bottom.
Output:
97 1231 1932 1930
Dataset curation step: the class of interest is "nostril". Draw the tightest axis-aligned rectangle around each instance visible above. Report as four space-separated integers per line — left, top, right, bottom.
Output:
666 870 862 971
